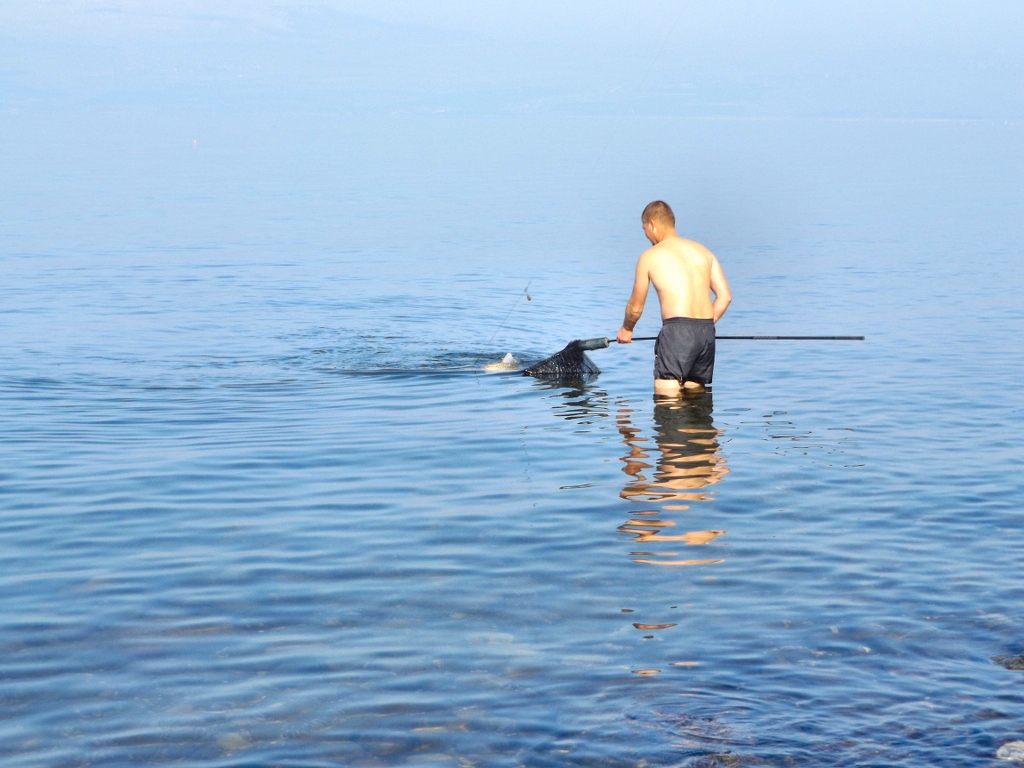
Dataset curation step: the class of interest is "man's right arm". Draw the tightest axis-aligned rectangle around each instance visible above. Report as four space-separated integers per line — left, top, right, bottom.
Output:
709 255 732 323
617 253 650 343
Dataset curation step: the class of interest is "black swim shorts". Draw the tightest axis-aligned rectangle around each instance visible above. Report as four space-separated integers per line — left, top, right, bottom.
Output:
653 317 716 385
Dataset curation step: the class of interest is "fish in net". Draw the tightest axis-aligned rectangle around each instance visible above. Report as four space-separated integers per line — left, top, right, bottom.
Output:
482 352 522 373
523 337 609 379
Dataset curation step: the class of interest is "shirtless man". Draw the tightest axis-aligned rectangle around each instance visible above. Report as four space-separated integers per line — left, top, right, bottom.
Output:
617 201 732 398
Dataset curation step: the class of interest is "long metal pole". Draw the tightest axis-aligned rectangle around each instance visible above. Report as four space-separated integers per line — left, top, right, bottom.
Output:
624 335 864 342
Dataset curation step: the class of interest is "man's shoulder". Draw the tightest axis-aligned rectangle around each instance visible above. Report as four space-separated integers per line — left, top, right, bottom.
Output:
671 238 716 264
647 237 703 258
637 244 660 266
676 236 711 252
641 237 713 266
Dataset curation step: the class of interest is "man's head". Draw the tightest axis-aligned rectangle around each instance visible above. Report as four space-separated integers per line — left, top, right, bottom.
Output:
641 200 676 244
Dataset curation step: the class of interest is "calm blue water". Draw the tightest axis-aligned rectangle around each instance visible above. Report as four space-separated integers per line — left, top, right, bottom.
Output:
3 114 1024 767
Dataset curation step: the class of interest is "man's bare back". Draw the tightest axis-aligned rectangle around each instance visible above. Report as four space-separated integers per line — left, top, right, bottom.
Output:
618 201 731 397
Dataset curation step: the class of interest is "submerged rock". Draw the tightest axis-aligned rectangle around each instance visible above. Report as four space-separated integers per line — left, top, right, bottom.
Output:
217 733 251 752
993 655 1024 670
997 741 1024 761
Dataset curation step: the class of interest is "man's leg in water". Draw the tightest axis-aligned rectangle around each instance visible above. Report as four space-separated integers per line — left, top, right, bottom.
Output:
654 378 680 397
655 378 706 397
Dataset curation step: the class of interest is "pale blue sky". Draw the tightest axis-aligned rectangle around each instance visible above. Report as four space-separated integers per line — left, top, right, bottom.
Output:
2 1 1022 119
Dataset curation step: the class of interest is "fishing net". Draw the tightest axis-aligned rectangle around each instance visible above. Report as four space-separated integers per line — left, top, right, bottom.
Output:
523 338 608 380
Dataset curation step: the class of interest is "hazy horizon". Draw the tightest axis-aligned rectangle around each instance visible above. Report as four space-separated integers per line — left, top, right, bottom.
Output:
3 1 1023 120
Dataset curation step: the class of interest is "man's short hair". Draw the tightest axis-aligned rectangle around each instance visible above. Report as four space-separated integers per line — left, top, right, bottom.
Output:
641 200 675 227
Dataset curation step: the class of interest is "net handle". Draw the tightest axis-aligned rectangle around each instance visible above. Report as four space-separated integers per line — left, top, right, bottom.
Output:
620 335 865 342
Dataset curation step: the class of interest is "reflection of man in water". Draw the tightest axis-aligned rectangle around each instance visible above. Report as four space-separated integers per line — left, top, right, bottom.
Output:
618 392 728 504
617 201 732 398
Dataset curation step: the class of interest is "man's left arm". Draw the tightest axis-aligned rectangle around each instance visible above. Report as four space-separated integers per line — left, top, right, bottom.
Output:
709 255 732 323
617 255 650 343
